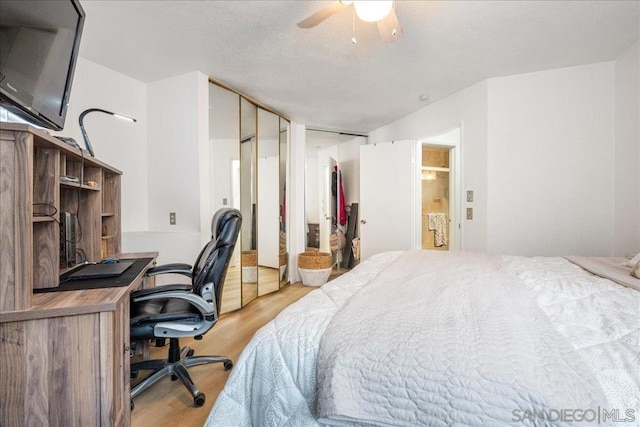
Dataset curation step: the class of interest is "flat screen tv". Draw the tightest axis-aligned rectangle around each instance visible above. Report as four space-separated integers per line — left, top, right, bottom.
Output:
0 0 85 130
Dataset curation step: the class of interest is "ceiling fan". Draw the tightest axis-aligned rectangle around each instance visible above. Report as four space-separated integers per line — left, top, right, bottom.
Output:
297 1 403 43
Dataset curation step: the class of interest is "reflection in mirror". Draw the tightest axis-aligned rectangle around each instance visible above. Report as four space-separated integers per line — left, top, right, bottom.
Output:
319 156 338 258
240 98 258 305
279 118 289 288
209 82 241 314
305 130 367 271
257 108 280 297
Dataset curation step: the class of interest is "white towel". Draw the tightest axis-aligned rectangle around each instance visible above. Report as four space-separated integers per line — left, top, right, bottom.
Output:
427 213 448 247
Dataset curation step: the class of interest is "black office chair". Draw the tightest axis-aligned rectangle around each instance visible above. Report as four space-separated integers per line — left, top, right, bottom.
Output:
129 208 242 408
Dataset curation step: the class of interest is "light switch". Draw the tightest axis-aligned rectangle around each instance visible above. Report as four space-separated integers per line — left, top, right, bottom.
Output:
466 208 473 220
223 198 228 206
169 212 176 225
467 191 474 202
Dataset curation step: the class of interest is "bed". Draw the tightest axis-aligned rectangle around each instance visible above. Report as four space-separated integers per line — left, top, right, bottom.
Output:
206 250 640 426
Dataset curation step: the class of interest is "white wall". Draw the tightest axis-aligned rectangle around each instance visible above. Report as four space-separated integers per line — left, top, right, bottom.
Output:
487 62 615 256
614 41 640 257
136 71 209 267
59 57 149 232
146 72 208 234
367 60 637 257
368 81 489 252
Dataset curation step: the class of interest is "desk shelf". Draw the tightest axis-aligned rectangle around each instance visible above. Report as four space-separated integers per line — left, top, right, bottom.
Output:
1 123 122 304
60 180 101 191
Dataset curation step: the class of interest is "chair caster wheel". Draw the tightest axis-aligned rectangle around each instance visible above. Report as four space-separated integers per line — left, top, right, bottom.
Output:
194 392 206 407
224 360 233 371
186 348 195 357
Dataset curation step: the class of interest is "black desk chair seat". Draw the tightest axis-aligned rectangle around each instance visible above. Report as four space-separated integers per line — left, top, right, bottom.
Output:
129 208 241 408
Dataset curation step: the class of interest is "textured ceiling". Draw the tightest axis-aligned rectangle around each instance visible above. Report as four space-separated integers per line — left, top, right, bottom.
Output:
79 1 639 134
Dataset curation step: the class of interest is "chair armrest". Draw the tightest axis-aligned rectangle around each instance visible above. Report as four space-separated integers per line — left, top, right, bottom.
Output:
146 263 193 277
132 289 218 338
131 284 191 299
132 289 215 318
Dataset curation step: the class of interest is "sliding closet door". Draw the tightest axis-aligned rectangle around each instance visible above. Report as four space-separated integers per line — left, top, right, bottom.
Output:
240 98 258 306
359 140 416 260
209 82 241 313
257 108 280 296
279 118 289 288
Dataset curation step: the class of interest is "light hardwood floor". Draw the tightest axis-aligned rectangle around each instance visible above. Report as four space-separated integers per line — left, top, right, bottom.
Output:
131 282 315 426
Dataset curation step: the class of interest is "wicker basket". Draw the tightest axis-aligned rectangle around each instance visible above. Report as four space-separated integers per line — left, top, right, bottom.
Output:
241 250 257 266
298 252 332 286
241 250 258 283
279 251 288 266
298 267 331 286
298 251 332 269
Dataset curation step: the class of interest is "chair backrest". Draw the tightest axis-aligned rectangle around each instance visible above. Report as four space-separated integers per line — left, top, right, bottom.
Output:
191 208 242 313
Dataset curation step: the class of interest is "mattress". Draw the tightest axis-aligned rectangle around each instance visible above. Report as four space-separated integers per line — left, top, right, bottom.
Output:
206 251 640 426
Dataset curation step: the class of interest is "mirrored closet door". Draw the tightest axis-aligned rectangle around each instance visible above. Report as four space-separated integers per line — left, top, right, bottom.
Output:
209 82 242 313
257 108 280 296
279 118 289 289
240 98 258 306
210 80 290 312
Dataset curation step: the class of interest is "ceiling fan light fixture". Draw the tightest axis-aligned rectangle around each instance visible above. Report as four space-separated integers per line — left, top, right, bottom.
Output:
354 1 393 22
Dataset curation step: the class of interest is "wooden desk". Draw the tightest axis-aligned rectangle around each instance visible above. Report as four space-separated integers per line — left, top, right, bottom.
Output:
0 252 157 427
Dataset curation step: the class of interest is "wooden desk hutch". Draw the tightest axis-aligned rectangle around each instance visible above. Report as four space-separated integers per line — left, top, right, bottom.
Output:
0 123 155 426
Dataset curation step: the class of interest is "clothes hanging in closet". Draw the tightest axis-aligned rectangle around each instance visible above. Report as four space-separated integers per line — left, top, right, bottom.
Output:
332 166 347 227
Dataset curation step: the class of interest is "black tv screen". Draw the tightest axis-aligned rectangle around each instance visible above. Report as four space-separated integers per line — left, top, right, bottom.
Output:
0 0 85 130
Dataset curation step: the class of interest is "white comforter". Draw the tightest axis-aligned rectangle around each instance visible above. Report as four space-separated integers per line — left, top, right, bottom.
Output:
206 251 640 427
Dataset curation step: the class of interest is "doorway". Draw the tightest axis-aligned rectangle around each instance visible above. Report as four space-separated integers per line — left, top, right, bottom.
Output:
418 127 461 251
421 146 450 250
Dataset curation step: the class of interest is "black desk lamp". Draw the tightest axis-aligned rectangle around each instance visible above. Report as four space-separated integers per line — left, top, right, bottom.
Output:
79 108 137 157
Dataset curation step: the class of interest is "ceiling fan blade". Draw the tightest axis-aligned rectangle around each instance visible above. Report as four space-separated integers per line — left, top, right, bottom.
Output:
297 1 347 29
377 6 403 43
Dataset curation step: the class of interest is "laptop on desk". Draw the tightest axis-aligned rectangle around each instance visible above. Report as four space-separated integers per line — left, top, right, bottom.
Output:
67 260 135 280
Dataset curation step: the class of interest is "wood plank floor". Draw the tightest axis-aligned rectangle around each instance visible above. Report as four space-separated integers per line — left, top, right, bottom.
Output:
131 282 315 426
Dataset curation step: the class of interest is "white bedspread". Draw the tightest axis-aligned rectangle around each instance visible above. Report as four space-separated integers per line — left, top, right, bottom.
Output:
207 252 403 427
317 250 608 426
206 251 640 427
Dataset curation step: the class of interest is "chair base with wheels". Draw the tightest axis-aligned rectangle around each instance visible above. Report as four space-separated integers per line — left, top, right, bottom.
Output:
131 338 233 407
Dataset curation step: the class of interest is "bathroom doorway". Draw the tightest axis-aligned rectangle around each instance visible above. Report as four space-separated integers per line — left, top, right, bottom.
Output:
418 127 461 251
421 146 450 250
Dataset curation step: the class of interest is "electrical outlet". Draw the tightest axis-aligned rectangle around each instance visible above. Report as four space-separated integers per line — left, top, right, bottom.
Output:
467 191 474 202
169 212 176 225
466 208 473 220
223 198 228 206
